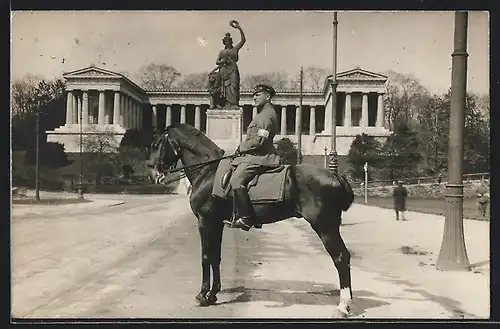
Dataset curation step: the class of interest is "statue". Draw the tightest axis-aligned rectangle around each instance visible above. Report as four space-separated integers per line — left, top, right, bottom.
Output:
208 20 246 110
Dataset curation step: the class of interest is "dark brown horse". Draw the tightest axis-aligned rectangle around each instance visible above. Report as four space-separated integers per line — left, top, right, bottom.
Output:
146 123 355 316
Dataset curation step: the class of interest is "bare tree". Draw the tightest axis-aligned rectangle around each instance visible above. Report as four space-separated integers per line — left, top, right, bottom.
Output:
135 63 182 90
241 72 289 90
383 71 431 130
79 126 120 184
304 66 330 91
177 72 209 90
11 75 42 118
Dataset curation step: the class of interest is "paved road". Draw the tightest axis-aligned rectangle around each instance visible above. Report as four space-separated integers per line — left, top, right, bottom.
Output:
12 195 489 319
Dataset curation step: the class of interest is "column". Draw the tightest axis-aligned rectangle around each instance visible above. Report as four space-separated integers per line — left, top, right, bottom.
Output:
77 95 82 124
82 91 89 124
295 106 300 134
253 107 258 118
361 93 368 127
122 95 128 128
131 99 136 129
280 106 287 135
73 93 78 124
113 91 120 125
309 107 315 135
152 105 157 128
180 105 186 124
138 103 142 128
132 101 138 129
66 91 73 125
195 106 201 130
119 94 125 126
323 92 332 133
98 91 105 125
344 93 352 127
376 94 385 128
126 97 131 128
166 106 172 127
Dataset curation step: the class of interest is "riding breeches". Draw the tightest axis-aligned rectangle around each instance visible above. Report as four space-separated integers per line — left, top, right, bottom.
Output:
229 162 266 189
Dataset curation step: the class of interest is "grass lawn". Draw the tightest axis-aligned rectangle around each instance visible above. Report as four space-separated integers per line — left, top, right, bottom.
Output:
354 196 489 221
12 198 92 206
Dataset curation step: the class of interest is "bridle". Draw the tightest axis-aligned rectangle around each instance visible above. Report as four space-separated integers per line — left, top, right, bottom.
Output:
150 132 240 185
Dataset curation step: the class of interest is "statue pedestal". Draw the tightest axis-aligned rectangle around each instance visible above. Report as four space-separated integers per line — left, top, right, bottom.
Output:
206 107 243 155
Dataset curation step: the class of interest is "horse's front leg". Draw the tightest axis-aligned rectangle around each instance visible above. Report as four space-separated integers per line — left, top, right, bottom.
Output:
206 221 224 305
195 222 212 307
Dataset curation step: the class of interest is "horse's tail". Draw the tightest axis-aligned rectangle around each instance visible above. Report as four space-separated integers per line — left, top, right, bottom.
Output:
338 174 354 212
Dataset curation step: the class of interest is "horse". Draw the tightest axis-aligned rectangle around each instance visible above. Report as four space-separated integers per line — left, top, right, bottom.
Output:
146 123 355 317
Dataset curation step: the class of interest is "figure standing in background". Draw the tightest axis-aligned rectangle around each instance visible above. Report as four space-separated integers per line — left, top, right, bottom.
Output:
476 180 490 218
393 180 408 221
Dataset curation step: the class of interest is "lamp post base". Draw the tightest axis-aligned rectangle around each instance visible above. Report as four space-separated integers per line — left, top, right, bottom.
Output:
328 150 338 174
435 183 470 271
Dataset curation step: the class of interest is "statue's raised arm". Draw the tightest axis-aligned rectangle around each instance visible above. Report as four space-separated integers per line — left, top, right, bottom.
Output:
230 20 246 51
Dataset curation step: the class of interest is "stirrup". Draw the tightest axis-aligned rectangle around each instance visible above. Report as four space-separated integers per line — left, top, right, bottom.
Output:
232 218 252 231
223 219 236 228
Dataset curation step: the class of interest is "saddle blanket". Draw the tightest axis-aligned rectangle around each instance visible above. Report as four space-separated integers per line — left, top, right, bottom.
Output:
212 158 288 204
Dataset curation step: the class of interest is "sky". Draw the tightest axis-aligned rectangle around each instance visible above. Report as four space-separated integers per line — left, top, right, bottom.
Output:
11 11 489 95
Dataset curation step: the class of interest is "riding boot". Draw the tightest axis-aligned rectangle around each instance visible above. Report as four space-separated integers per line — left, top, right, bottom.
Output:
232 187 256 231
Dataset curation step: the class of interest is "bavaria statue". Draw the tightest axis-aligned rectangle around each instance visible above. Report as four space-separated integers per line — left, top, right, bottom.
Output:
207 20 246 110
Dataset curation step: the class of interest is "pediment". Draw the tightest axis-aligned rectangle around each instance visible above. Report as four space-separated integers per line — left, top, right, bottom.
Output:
63 66 122 79
337 68 388 81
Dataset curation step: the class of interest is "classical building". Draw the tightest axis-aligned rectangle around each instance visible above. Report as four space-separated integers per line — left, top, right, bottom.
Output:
47 65 391 155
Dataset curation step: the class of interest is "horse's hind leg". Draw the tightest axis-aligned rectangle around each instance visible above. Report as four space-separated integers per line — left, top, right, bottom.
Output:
312 217 353 317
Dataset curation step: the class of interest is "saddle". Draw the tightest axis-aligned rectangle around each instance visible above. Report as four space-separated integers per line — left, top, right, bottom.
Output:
212 158 291 204
221 165 285 191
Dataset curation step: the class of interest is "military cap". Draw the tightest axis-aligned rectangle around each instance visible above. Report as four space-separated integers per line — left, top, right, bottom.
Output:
252 84 276 97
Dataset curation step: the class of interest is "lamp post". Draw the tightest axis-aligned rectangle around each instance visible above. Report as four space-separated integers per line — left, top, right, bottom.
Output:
35 100 40 201
297 66 303 164
435 11 470 271
78 95 84 199
328 11 339 174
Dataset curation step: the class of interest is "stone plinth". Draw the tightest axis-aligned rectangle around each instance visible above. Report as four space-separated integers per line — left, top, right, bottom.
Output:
206 108 243 155
46 124 127 153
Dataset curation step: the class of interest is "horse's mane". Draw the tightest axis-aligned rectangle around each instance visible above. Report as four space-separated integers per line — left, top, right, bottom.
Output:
167 123 224 159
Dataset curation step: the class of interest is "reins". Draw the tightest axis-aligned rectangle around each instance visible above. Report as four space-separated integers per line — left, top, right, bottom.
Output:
153 133 239 186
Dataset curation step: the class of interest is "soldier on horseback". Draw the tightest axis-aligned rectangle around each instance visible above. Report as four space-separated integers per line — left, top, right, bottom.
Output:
224 84 281 231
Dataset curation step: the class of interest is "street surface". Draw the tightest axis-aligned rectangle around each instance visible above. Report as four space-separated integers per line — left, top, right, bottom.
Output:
12 193 489 319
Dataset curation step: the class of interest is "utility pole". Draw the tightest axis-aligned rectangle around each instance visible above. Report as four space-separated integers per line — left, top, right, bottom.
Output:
328 11 339 174
435 11 470 271
297 66 303 164
35 100 40 201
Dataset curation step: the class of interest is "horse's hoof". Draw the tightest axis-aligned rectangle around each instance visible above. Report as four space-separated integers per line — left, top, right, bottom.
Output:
333 303 351 318
195 294 211 307
206 294 218 305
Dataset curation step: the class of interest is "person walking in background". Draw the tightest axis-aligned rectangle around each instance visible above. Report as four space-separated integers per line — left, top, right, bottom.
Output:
393 180 408 221
476 180 490 218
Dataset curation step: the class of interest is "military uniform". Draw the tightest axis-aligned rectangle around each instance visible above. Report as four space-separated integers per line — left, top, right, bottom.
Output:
225 84 280 231
229 102 280 187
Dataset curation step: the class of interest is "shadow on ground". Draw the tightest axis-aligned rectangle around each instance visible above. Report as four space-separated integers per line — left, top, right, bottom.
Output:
219 279 388 317
375 273 476 318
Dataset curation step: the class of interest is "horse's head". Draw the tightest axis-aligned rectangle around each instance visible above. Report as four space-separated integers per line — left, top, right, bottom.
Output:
146 129 180 184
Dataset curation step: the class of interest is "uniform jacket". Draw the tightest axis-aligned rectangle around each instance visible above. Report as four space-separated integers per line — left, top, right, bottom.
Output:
232 102 280 167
